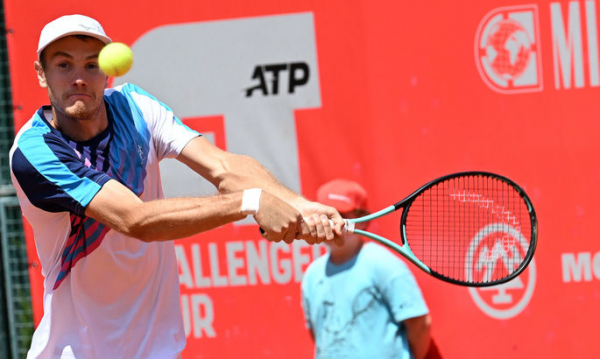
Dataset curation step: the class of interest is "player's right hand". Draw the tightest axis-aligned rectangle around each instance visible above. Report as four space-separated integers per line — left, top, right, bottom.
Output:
255 191 305 244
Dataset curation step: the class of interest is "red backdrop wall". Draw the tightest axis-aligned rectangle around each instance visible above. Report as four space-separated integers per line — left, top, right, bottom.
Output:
4 0 599 358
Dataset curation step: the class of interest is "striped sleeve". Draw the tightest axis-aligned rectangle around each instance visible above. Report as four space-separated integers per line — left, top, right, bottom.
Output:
11 130 111 216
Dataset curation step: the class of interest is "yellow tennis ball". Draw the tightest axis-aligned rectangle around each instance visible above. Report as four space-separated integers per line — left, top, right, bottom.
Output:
99 42 133 77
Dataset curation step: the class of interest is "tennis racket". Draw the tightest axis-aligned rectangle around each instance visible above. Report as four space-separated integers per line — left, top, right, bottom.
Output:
340 171 537 287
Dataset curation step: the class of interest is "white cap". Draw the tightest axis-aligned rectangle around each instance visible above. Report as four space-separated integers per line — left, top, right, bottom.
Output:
37 14 112 55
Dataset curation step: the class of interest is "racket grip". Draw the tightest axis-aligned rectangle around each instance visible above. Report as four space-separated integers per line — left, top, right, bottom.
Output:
258 218 353 237
341 219 354 233
327 219 354 233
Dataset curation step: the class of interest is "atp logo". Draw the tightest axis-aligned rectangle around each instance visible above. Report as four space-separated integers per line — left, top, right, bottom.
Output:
466 224 536 319
245 62 310 96
475 5 543 93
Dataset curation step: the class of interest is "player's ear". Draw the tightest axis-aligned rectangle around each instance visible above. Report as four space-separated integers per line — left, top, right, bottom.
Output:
34 61 48 88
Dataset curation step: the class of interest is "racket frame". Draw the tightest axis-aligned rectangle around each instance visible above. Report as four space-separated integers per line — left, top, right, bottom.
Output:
346 206 431 273
344 171 538 287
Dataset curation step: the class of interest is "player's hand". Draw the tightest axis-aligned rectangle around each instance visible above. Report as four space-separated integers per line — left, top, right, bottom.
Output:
254 191 304 244
292 199 345 246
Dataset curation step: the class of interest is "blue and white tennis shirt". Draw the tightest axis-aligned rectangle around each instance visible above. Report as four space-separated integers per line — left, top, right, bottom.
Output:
10 84 199 358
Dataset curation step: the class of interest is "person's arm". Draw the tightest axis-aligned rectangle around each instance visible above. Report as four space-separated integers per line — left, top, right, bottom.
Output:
378 252 431 359
177 137 298 201
177 136 344 243
85 178 305 242
404 314 432 359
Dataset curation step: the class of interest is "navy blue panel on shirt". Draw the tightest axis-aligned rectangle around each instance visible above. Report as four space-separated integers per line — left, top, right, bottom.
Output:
11 112 113 216
12 148 84 214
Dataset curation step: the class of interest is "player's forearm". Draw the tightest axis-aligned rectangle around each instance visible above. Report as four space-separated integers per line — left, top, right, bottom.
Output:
124 194 247 242
86 180 247 241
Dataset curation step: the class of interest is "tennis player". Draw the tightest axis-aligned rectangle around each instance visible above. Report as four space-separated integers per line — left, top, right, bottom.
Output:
301 179 432 359
9 14 343 358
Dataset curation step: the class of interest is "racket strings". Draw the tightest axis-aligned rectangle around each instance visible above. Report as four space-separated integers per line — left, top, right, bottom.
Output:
403 175 533 284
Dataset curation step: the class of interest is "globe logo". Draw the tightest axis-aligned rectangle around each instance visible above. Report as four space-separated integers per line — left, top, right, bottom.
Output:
467 223 536 320
475 5 543 93
484 19 531 80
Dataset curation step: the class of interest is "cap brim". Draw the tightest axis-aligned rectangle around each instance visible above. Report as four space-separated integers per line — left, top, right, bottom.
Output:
37 31 112 54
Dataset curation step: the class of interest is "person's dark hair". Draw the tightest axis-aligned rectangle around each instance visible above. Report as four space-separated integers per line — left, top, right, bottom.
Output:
341 208 370 219
39 35 104 69
353 208 370 218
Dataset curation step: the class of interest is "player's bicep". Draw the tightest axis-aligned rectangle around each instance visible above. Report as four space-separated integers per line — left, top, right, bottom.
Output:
85 179 144 234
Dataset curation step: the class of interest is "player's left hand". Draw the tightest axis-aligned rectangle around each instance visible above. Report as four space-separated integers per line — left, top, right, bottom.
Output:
292 199 345 246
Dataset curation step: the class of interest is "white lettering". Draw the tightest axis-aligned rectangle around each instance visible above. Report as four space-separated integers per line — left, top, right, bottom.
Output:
192 244 211 287
181 294 216 338
594 252 600 279
247 240 271 285
176 240 326 289
175 245 194 288
586 0 600 85
551 1 585 89
271 242 292 284
209 243 228 287
226 241 247 286
177 240 328 338
192 294 216 338
293 241 312 282
562 252 592 281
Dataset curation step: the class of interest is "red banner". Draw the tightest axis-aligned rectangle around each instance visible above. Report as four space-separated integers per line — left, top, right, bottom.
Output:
5 1 599 358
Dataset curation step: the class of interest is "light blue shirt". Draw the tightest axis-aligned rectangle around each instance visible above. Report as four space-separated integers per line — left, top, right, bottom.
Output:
301 242 429 359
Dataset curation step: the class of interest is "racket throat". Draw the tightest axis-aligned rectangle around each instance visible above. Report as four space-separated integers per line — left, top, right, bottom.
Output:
343 219 355 233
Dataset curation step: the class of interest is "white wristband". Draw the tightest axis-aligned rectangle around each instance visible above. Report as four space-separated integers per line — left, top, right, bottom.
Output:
241 188 262 215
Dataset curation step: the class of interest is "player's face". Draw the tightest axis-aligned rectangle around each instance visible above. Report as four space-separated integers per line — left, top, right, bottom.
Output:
36 36 108 122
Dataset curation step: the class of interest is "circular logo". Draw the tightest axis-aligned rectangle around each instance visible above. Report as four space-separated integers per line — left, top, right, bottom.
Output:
483 19 532 80
466 223 536 319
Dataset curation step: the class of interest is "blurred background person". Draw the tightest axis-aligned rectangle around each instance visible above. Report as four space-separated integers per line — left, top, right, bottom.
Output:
301 179 433 359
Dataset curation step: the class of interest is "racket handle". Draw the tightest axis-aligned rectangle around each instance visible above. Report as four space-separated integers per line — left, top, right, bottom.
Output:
326 218 354 233
342 219 354 233
258 218 353 238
